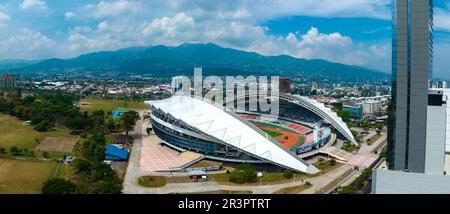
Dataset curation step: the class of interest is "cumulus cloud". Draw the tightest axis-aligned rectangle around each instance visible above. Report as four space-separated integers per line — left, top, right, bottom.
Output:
0 11 10 27
97 21 109 31
249 0 391 20
0 28 55 59
65 11 76 20
20 0 47 10
86 0 139 18
143 13 195 39
1 0 397 71
435 8 450 32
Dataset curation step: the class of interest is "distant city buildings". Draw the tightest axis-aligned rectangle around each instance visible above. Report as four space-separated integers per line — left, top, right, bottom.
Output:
436 80 448 89
0 73 16 89
343 105 363 119
279 77 292 94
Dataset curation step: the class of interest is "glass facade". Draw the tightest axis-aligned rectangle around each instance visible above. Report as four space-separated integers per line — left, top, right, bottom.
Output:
388 0 433 172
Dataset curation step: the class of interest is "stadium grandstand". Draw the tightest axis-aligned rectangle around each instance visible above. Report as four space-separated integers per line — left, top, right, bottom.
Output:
145 93 355 174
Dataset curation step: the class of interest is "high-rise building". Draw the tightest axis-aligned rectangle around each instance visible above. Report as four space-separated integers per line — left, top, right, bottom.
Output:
437 81 447 89
371 0 450 194
279 77 291 94
387 0 434 173
0 73 16 89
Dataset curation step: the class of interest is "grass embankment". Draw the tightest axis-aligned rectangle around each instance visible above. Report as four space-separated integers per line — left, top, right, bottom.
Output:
213 161 342 186
138 176 167 188
272 183 313 194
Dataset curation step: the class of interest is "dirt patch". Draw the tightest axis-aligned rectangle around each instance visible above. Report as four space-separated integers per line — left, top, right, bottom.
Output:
36 137 77 153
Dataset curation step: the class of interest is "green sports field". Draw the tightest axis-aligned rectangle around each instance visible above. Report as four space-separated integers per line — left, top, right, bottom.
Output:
250 121 294 132
78 98 146 112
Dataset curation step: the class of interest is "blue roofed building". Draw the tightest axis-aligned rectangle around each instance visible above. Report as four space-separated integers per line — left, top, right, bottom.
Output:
105 144 129 161
112 110 129 119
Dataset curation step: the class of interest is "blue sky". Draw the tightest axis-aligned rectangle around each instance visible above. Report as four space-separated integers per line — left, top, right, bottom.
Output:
0 0 449 78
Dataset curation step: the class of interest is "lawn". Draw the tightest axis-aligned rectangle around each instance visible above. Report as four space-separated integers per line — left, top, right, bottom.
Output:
214 172 304 185
213 161 343 185
262 129 282 138
272 183 312 194
78 98 146 112
0 159 58 194
0 114 72 152
367 134 382 145
138 176 167 188
250 121 294 132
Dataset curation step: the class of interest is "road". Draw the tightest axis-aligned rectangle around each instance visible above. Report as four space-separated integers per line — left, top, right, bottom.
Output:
122 113 384 194
122 111 146 194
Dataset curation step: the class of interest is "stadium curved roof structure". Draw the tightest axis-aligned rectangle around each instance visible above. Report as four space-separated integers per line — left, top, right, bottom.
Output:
145 95 319 174
225 93 357 145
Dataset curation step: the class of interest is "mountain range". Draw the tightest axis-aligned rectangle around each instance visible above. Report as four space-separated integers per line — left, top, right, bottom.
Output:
2 43 388 81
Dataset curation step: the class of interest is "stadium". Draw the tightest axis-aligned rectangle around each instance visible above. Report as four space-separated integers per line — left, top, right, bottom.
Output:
145 93 356 174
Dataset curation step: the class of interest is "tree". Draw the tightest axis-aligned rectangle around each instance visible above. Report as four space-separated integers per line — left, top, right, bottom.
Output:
376 129 382 135
41 178 76 194
73 159 92 174
351 130 359 139
34 121 49 132
105 118 116 131
329 159 336 166
42 151 50 159
119 111 140 136
10 146 22 156
336 109 352 122
95 180 122 194
331 102 343 110
0 147 6 154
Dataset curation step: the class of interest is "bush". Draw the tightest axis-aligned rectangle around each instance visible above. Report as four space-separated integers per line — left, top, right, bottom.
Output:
318 157 325 164
41 178 76 194
10 146 22 156
283 169 294 179
43 151 50 159
228 164 257 184
329 159 336 166
80 132 87 138
34 121 49 132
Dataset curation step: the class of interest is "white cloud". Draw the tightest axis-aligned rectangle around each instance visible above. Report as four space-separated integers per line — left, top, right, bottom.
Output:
435 8 450 32
0 11 10 27
97 21 109 31
20 0 47 10
65 11 76 20
0 0 395 71
0 28 55 59
249 0 391 20
143 13 195 39
86 0 139 18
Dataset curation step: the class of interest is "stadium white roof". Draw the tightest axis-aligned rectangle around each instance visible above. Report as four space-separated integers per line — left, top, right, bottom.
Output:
289 94 357 145
145 95 319 174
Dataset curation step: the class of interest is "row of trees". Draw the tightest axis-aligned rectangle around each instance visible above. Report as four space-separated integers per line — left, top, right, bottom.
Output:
0 90 140 136
42 144 124 194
